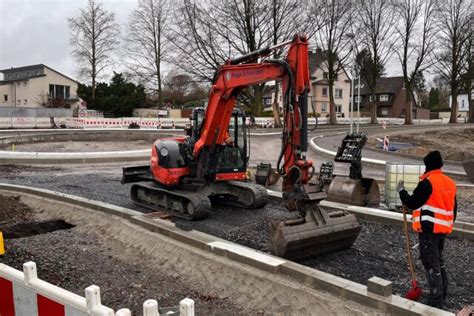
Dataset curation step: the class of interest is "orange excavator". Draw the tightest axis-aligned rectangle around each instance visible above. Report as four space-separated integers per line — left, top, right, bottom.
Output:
122 33 361 260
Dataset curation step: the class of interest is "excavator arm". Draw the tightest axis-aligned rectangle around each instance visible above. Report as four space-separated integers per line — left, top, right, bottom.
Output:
193 34 313 192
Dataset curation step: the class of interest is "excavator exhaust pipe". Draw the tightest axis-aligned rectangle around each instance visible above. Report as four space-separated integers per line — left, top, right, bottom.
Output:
268 204 360 261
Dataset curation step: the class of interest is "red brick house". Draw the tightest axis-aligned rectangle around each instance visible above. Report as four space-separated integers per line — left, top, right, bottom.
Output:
353 76 428 119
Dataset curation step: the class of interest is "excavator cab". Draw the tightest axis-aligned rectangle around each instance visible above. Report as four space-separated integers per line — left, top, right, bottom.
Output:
215 109 248 176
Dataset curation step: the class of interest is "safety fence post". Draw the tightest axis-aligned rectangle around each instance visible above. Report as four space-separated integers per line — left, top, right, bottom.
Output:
143 299 159 316
115 308 132 316
23 261 38 285
179 298 195 316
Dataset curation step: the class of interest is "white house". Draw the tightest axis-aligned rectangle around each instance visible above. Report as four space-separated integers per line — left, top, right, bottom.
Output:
0 64 79 109
449 90 473 113
266 49 351 118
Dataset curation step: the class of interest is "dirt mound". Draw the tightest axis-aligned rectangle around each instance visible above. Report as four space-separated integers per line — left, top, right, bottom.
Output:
0 194 32 225
370 128 474 162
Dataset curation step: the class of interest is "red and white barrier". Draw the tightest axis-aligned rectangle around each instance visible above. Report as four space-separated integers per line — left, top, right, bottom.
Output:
0 261 195 316
383 135 389 151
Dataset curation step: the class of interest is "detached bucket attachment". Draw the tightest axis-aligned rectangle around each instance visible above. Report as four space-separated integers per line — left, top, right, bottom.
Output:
268 203 361 261
326 177 380 207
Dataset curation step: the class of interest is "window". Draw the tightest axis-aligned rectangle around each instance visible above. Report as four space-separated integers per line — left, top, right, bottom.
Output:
323 72 328 79
36 70 40 75
3 95 7 102
369 95 374 102
380 94 389 101
461 100 465 109
265 98 272 105
321 103 328 112
335 88 343 98
354 96 361 102
17 99 21 105
49 84 71 99
24 99 27 105
381 109 388 116
335 104 342 113
322 87 328 97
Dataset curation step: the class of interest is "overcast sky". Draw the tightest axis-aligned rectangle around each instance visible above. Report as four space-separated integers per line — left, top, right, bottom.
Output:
0 0 413 85
0 0 135 80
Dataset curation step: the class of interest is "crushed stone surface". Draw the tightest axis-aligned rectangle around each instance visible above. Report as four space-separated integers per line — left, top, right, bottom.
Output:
0 164 472 312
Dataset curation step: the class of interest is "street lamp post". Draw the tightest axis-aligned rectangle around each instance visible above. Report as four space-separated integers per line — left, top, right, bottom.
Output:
357 73 361 133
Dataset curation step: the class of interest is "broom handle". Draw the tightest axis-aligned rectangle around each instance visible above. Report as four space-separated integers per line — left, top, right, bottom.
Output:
403 206 417 281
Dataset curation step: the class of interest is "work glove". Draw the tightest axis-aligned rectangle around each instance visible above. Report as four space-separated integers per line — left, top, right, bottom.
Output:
397 180 405 193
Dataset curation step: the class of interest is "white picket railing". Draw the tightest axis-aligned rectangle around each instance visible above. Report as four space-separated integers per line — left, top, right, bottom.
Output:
0 261 194 316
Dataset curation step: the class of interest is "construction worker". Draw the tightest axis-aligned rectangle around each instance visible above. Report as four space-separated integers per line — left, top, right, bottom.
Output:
397 150 457 308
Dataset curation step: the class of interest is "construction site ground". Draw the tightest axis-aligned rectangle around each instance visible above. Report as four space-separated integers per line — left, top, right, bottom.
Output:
0 163 472 313
1 124 473 313
7 140 151 152
367 127 474 162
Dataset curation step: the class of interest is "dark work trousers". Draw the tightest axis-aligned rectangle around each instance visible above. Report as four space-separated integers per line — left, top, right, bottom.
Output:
419 233 448 307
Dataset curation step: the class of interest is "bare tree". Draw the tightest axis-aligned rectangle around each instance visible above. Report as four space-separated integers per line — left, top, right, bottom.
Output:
170 0 314 117
355 0 396 124
393 0 436 124
269 0 315 127
68 0 119 106
311 0 354 125
125 0 171 107
433 0 472 123
464 34 474 123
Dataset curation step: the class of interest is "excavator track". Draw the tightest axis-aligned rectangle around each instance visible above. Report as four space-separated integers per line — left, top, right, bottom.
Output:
130 183 211 220
211 181 269 209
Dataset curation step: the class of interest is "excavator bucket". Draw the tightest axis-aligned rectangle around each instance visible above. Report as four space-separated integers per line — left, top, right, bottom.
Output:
326 177 380 207
268 186 361 261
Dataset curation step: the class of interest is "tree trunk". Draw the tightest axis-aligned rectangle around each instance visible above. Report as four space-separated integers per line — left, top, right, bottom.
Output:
468 82 474 123
252 85 264 116
329 83 337 125
449 90 458 123
370 98 377 124
272 83 282 128
404 88 413 125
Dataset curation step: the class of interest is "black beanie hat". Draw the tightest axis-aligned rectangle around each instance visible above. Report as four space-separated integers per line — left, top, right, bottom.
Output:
424 150 443 171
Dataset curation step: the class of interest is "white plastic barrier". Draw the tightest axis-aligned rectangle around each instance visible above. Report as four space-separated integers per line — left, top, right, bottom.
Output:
0 117 12 128
11 117 36 128
0 261 195 316
36 118 53 128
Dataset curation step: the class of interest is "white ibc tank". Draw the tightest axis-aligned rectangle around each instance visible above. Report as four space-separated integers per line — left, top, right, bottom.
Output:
385 162 425 209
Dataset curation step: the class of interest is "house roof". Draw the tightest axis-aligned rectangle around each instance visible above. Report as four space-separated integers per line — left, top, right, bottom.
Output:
359 76 406 95
308 50 328 74
0 64 79 84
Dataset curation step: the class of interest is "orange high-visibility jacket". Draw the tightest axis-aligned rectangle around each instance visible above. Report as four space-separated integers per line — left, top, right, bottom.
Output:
412 169 456 234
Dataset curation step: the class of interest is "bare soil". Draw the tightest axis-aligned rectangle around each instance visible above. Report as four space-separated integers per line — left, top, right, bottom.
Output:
368 128 474 162
0 194 248 315
9 140 152 152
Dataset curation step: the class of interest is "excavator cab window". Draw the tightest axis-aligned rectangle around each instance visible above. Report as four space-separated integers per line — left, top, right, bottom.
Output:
191 108 205 140
215 110 247 173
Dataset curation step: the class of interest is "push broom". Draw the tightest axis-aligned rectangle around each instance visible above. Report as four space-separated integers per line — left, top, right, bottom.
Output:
402 205 422 301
